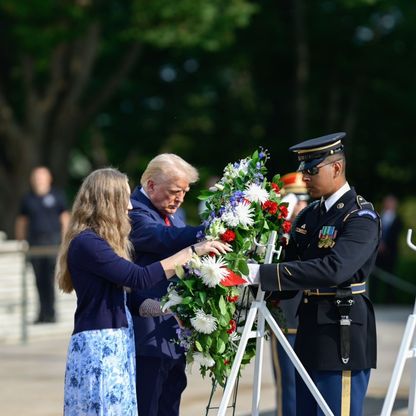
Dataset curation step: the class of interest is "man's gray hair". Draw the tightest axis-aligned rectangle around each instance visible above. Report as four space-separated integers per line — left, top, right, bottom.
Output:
140 153 199 188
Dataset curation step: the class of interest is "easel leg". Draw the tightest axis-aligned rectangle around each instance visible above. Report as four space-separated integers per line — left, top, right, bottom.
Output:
380 315 416 416
261 304 334 416
217 302 261 416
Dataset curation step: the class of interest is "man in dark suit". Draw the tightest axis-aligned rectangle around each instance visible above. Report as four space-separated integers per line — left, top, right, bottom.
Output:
251 132 381 415
128 154 204 416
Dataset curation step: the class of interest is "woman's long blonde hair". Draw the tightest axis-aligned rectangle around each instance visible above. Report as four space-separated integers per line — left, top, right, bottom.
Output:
57 168 132 293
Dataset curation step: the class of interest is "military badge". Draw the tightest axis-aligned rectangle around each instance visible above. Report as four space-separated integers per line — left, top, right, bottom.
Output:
295 224 307 235
318 226 337 248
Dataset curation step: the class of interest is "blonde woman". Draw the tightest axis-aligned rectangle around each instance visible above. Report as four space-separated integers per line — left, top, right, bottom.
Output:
57 168 229 416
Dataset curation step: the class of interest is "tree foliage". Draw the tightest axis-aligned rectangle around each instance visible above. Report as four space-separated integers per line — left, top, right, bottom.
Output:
1 0 415 242
0 0 256 235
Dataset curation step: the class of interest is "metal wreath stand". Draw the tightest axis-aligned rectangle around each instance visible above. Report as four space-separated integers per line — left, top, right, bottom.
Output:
216 230 334 416
381 229 416 416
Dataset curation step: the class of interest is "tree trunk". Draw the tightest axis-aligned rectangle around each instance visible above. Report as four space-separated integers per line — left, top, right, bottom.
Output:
0 23 143 236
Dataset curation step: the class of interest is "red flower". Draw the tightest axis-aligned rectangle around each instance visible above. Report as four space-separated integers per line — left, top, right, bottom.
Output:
227 319 237 334
278 205 289 219
271 182 280 193
221 269 247 286
220 229 236 243
224 359 230 365
262 200 278 215
282 220 292 233
226 294 239 303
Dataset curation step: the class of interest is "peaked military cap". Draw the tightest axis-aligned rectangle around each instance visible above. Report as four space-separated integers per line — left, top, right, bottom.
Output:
289 132 346 172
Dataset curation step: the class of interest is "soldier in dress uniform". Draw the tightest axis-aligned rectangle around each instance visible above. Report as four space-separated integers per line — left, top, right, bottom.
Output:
271 172 309 416
256 132 381 416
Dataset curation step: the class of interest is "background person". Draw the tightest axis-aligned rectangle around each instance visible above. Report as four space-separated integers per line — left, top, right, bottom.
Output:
372 194 403 303
56 167 228 416
128 154 205 416
15 166 70 323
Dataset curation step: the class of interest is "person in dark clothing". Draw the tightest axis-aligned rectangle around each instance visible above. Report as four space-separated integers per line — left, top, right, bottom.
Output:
128 153 205 416
15 166 70 323
373 194 403 303
250 132 381 416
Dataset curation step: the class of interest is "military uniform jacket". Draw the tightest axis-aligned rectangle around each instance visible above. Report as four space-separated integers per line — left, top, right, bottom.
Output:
260 188 380 371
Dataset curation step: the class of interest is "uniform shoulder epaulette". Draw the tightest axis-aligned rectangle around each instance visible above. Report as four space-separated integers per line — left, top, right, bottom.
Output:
356 195 375 210
343 195 378 221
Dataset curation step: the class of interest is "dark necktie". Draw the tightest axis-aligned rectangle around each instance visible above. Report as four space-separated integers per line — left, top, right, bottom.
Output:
320 201 327 217
164 215 172 226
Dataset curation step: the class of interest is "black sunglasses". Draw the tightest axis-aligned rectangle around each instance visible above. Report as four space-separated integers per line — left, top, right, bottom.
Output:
301 159 341 176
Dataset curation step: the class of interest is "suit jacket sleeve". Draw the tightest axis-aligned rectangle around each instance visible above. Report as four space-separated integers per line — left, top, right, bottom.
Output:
260 213 379 291
129 209 204 256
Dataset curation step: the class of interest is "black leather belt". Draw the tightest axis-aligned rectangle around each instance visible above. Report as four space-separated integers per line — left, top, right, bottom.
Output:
304 282 366 297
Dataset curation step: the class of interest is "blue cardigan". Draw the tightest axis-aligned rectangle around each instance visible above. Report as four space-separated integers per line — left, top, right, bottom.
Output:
68 229 165 334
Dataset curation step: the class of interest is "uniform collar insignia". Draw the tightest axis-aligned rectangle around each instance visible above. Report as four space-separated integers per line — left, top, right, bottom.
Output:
337 202 344 209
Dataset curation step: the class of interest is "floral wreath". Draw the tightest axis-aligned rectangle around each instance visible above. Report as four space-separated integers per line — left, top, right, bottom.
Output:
161 149 291 386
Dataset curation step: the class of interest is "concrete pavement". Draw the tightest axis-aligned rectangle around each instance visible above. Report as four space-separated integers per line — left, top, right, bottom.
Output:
0 305 413 416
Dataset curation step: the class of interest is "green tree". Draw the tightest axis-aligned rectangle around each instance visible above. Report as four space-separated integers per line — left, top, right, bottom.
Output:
0 0 256 235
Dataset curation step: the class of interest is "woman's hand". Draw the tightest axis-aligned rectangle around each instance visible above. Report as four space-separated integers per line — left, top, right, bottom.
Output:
193 240 232 256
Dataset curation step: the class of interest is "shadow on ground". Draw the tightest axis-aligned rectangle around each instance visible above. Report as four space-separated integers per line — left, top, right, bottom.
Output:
242 397 408 416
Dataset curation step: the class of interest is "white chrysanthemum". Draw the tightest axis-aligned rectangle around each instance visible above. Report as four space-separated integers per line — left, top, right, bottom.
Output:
190 309 218 334
221 209 240 228
193 352 215 367
244 183 269 204
207 217 227 239
200 256 229 287
235 202 255 228
161 289 183 312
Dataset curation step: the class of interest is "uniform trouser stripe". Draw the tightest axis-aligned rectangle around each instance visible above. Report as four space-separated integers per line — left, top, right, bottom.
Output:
341 370 351 416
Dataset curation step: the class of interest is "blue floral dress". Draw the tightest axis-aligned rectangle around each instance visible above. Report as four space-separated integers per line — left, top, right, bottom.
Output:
63 298 137 416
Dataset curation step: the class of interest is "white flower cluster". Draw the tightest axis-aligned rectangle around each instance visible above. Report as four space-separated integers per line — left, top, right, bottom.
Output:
223 158 250 182
221 202 254 229
206 217 227 239
244 182 269 204
200 255 229 287
190 309 218 334
161 288 183 313
192 352 215 367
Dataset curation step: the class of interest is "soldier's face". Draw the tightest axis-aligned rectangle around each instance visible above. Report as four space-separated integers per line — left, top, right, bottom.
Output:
302 160 340 199
147 177 190 216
